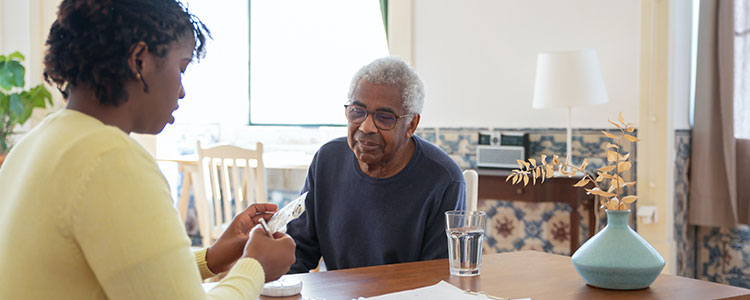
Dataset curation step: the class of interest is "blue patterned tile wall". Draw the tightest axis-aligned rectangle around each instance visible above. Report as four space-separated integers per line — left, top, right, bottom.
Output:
672 130 750 288
674 131 696 278
480 200 574 255
429 127 483 169
416 128 636 173
416 127 638 255
697 226 750 288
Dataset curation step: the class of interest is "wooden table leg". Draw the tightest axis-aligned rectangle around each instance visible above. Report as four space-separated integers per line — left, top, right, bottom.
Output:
570 207 579 255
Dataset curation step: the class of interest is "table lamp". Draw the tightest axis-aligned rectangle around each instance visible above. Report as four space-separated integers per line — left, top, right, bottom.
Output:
532 49 609 163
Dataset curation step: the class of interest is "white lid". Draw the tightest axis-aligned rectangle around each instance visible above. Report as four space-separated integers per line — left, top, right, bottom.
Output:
260 276 303 297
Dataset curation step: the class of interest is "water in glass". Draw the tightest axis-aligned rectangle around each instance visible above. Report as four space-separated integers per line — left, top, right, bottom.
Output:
445 210 487 276
447 227 485 276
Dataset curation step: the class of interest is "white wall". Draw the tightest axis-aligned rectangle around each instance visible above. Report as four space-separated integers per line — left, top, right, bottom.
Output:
1 0 60 87
1 0 65 135
1 1 32 70
408 0 642 128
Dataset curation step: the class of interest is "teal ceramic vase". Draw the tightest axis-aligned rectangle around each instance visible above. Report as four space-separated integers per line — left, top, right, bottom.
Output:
571 209 665 290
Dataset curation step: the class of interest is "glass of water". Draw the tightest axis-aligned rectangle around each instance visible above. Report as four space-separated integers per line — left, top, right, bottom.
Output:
445 210 487 276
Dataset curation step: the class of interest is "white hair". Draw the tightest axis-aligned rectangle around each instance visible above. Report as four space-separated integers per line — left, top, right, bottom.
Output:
347 56 425 115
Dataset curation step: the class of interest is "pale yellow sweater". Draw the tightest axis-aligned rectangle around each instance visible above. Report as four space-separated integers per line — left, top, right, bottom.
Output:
0 109 264 299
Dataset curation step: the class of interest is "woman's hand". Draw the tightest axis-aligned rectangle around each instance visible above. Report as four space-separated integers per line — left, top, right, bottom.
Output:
205 203 278 274
243 226 296 282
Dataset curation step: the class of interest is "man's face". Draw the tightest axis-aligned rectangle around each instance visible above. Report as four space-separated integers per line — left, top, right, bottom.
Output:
346 80 418 166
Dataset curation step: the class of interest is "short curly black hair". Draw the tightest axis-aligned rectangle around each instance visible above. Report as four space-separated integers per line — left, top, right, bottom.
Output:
43 0 210 106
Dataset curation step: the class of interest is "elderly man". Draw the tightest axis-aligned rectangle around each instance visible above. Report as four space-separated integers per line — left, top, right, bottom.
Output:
286 56 466 273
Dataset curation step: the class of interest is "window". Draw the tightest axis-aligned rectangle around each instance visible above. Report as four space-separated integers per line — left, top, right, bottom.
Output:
173 1 388 127
249 0 390 125
173 0 250 127
734 0 749 139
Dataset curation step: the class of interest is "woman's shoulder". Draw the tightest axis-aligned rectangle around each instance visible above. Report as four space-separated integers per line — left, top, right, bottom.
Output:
42 110 149 164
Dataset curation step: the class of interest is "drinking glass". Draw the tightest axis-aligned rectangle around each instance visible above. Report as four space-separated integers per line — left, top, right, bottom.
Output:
445 210 487 276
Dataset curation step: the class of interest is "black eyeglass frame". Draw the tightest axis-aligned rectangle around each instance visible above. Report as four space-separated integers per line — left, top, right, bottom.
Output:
343 103 413 131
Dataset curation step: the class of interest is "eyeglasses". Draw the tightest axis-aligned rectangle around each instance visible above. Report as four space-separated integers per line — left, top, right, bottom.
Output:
344 103 412 131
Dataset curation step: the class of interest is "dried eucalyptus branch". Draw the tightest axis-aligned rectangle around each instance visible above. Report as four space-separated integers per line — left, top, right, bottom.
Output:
507 112 640 211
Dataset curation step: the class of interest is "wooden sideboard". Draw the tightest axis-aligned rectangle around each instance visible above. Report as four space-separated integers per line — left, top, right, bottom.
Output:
476 168 596 254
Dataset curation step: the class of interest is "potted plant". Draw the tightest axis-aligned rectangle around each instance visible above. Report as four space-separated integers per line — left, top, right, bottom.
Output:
0 51 53 165
508 113 665 290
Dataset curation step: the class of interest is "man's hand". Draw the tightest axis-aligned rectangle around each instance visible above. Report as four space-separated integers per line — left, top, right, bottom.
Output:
205 203 278 274
243 225 296 282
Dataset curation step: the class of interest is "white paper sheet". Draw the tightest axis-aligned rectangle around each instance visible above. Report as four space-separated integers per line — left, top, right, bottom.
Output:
357 281 529 300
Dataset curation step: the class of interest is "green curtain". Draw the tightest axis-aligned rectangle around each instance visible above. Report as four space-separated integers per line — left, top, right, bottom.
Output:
380 0 389 44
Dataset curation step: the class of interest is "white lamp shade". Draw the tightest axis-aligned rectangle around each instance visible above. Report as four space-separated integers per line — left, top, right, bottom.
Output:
532 49 609 109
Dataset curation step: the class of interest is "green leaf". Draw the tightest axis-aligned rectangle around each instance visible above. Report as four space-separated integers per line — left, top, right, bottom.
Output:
7 51 25 61
0 137 7 153
9 93 24 119
0 61 25 90
19 107 33 125
0 52 54 151
15 92 33 125
0 93 7 115
31 93 44 107
21 107 33 124
29 85 52 108
40 86 52 106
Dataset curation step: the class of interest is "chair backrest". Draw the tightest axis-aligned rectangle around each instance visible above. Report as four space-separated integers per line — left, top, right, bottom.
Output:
194 141 266 246
463 169 478 211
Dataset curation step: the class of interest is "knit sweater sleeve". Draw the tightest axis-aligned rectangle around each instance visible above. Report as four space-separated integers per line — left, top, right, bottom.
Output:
71 143 265 299
419 180 466 260
287 155 322 273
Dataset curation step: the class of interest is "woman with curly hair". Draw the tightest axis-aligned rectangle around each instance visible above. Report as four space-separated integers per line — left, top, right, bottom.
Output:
0 0 295 299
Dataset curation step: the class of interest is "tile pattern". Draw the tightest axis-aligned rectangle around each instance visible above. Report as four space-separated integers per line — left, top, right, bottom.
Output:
672 129 750 289
697 225 750 288
674 131 696 278
426 127 483 169
479 199 574 255
416 127 639 255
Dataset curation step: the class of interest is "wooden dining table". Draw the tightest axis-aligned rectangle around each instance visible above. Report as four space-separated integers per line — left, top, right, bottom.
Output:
261 250 750 300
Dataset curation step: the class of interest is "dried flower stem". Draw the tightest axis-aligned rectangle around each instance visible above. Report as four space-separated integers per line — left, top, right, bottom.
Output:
508 113 640 211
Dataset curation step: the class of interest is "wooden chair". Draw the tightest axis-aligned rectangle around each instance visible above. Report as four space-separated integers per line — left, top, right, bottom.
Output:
463 169 479 211
194 141 267 247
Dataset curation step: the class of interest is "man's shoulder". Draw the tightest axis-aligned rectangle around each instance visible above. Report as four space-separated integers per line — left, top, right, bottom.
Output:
413 136 463 182
312 137 351 163
319 137 349 151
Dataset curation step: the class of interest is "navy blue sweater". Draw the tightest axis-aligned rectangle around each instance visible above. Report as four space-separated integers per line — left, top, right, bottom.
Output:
286 136 466 273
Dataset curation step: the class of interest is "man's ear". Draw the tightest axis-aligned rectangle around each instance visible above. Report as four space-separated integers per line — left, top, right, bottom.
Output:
406 114 420 137
127 41 149 78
